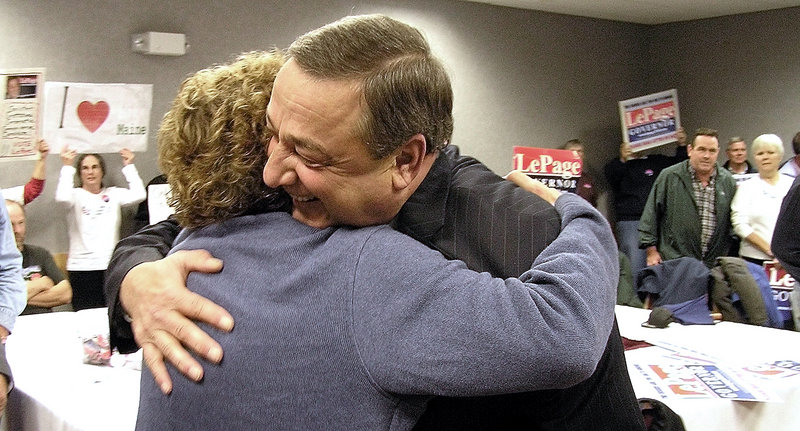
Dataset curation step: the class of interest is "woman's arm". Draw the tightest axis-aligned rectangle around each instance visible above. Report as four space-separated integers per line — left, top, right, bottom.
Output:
730 181 756 241
54 147 77 205
115 149 146 205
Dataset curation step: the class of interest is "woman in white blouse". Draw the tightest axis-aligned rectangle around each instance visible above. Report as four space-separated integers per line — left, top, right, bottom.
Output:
731 134 794 265
55 147 145 310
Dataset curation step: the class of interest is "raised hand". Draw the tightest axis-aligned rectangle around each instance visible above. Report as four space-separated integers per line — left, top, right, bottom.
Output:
60 146 76 166
120 148 135 166
37 139 50 159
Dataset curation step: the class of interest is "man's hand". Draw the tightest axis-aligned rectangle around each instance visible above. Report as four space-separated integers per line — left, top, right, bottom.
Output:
119 249 231 394
646 246 662 266
504 171 562 205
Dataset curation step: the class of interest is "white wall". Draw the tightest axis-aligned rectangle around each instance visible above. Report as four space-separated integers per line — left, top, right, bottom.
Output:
646 7 800 151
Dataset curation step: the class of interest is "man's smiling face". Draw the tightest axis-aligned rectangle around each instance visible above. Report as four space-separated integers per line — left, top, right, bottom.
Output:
262 59 404 229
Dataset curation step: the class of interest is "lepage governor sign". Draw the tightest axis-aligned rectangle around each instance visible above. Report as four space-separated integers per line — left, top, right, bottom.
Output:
619 89 680 153
512 146 582 193
763 261 795 324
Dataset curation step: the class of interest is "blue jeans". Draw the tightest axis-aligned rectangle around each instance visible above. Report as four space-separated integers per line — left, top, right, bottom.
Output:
617 220 646 286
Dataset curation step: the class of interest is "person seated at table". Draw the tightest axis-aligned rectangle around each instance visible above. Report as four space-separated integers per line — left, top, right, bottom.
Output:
4 199 72 314
731 134 794 266
0 191 27 416
1 139 49 206
133 42 620 430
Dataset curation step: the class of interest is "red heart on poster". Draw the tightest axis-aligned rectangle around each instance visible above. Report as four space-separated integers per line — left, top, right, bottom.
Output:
76 101 110 133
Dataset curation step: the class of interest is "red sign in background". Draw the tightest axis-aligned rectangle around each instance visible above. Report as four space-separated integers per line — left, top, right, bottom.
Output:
512 146 582 193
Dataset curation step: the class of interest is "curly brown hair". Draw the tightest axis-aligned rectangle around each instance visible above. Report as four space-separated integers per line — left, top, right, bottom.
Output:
158 50 287 228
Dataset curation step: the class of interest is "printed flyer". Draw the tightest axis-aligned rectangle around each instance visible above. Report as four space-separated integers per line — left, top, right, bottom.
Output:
628 342 778 402
762 261 795 323
1 69 45 161
634 363 772 401
742 360 800 380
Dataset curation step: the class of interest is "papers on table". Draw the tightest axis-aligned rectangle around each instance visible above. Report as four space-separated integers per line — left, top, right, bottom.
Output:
628 341 780 402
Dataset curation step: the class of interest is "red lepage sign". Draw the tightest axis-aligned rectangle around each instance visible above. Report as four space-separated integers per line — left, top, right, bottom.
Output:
512 146 582 193
763 261 795 323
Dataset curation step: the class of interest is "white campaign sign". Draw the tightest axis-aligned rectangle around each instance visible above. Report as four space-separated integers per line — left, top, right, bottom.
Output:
42 82 152 153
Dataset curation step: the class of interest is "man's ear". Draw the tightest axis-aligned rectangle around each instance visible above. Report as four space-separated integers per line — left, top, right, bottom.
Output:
391 133 427 190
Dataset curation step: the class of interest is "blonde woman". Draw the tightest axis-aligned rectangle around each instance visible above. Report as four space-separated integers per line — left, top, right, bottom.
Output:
731 134 794 265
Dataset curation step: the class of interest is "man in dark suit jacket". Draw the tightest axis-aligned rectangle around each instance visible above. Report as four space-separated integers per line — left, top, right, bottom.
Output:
401 146 643 430
772 175 800 330
106 14 643 431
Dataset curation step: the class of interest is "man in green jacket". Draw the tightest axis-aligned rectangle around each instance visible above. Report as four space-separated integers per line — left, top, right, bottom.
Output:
639 128 737 268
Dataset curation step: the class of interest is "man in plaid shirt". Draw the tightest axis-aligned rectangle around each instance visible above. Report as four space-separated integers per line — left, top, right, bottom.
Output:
639 128 737 268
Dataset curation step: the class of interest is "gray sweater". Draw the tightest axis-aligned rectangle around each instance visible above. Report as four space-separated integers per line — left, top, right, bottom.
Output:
135 193 617 431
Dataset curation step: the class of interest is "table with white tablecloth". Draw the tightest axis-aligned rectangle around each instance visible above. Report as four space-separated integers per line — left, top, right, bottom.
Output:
2 305 798 431
0 309 140 431
617 305 800 431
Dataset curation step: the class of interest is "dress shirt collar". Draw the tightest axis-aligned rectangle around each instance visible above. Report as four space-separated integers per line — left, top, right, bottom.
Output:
688 161 718 184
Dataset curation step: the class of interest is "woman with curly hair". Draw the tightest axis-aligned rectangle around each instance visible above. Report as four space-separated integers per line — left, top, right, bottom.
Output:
158 50 290 227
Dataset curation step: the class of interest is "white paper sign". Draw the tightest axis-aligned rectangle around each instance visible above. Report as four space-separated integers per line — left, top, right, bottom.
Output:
1 69 45 161
42 82 152 153
147 183 175 225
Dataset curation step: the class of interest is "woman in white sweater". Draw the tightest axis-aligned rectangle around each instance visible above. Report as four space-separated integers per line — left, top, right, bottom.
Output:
731 134 794 265
55 147 145 310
